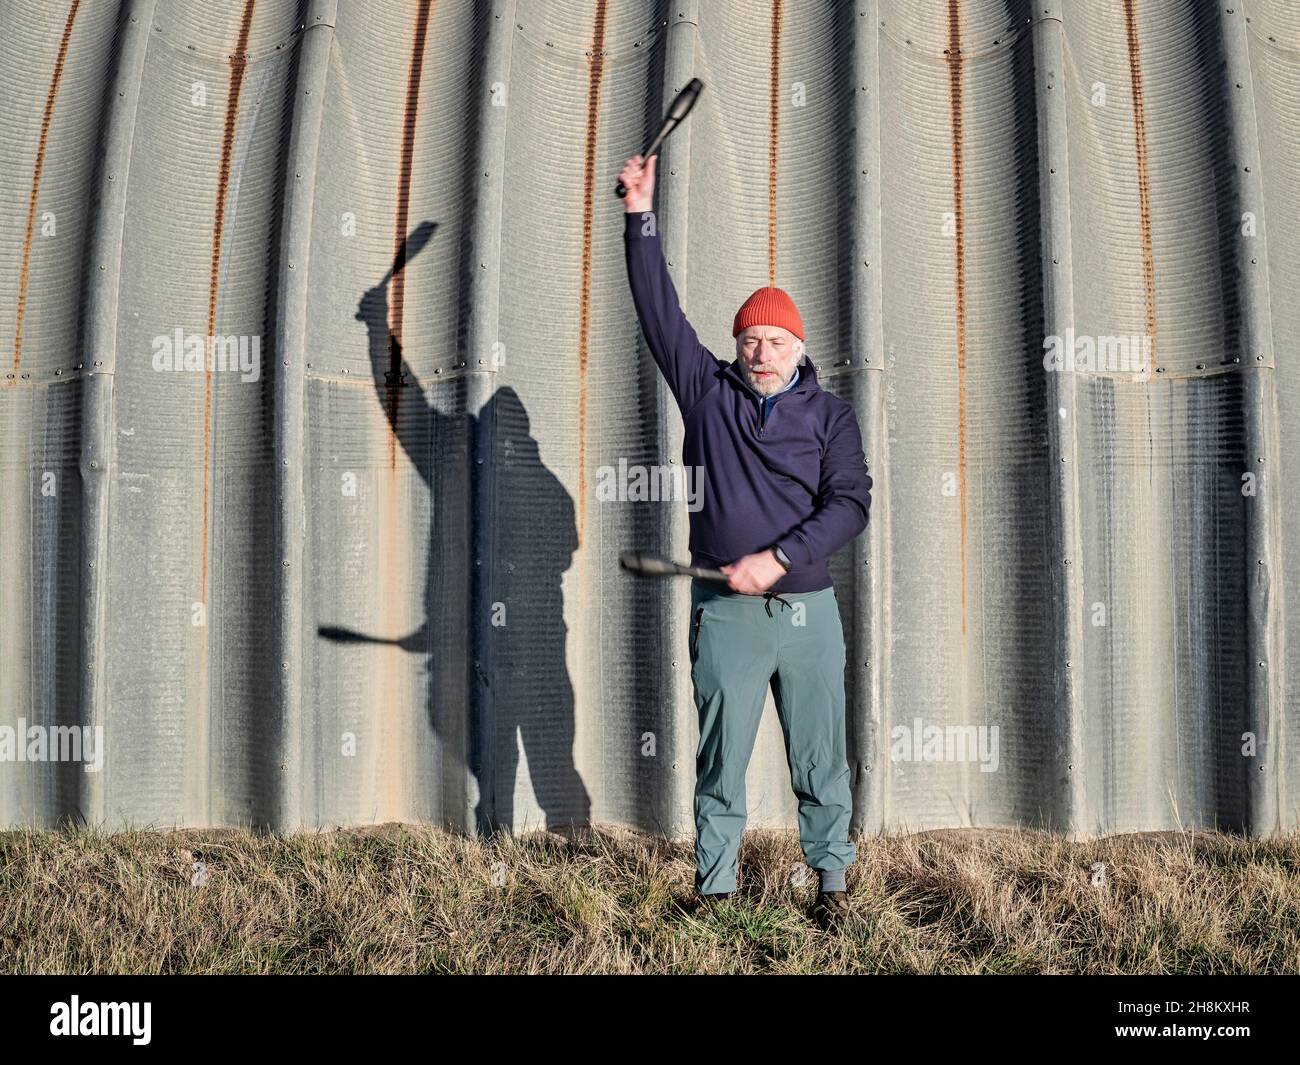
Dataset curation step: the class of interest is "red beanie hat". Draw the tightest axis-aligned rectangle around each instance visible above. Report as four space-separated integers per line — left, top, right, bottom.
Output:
732 286 804 341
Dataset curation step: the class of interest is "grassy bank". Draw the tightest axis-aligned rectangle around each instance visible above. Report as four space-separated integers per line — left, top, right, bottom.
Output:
1 824 1296 974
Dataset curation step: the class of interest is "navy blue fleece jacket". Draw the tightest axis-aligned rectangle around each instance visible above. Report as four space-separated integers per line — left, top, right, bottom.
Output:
623 210 872 594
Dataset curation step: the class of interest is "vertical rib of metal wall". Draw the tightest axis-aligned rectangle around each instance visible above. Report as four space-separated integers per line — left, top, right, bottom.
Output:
1033 1 1086 836
78 0 157 825
273 0 336 830
658 0 699 838
850 1 886 835
466 0 515 835
1221 4 1283 835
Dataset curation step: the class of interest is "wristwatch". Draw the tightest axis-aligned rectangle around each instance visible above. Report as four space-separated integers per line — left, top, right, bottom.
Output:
770 544 793 572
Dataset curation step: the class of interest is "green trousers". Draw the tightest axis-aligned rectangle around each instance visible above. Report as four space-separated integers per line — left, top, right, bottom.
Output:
688 578 856 894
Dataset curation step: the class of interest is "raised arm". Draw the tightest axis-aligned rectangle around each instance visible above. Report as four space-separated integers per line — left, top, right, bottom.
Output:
358 222 436 487
620 154 721 415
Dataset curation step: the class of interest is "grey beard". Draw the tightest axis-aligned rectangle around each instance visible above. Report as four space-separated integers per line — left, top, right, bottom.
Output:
742 363 796 394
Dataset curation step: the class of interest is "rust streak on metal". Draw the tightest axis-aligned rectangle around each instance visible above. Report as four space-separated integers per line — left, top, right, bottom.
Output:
201 0 257 603
576 0 608 546
946 0 968 637
1122 0 1157 371
388 0 434 471
12 0 81 373
767 0 782 285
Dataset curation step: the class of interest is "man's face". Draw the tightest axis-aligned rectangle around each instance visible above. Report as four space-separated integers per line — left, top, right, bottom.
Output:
736 325 802 396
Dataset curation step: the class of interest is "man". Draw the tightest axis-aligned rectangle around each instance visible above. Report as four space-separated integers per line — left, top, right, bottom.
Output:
619 153 872 931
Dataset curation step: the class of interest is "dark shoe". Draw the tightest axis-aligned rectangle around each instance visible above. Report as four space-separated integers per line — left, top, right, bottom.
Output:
684 890 733 916
811 890 851 931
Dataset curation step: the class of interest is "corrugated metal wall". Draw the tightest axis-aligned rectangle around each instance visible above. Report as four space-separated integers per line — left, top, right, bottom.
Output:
2 0 1297 837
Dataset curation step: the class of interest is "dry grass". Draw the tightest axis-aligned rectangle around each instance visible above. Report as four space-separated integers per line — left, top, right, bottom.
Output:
1 824 1297 973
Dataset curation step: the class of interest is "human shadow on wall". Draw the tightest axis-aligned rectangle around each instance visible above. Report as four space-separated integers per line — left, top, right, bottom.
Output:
320 221 591 835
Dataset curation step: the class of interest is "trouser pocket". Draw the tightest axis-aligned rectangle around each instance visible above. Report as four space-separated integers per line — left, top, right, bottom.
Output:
689 605 705 663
